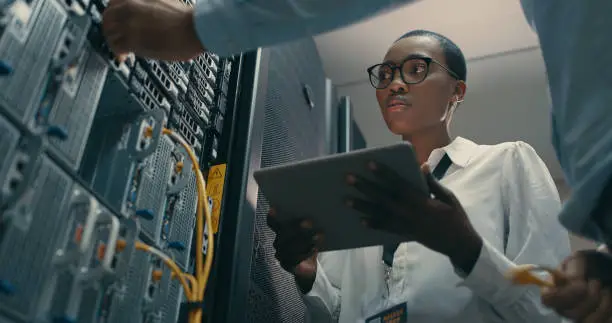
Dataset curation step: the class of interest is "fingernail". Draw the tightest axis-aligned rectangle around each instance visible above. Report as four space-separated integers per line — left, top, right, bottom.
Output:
368 161 378 171
346 174 356 185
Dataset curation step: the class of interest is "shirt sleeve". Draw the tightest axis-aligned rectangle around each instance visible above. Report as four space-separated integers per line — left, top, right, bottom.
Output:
518 0 612 243
301 250 346 322
458 141 571 322
192 0 415 57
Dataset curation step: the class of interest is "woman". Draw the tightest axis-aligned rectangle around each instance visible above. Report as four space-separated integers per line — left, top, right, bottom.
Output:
267 30 570 322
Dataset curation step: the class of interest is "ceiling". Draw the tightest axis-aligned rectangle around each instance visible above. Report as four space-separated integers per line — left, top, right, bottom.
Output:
313 0 565 180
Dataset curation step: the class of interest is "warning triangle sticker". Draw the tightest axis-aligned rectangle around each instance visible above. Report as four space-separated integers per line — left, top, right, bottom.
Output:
211 168 223 179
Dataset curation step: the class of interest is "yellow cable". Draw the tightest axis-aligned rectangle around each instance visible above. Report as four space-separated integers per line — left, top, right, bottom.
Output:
160 128 215 323
96 239 194 300
134 242 195 300
183 273 198 294
89 125 214 322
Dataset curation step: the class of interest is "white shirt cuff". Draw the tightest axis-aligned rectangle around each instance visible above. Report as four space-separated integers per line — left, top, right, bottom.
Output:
302 260 340 315
456 238 527 306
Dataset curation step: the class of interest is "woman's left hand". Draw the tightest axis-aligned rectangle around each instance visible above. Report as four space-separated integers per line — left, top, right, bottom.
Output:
346 162 482 272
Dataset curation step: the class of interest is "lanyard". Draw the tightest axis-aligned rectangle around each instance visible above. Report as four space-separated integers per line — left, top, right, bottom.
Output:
381 153 452 266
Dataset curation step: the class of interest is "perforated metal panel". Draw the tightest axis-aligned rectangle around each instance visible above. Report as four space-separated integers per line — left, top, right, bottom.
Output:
137 136 174 243
160 279 183 323
0 156 73 321
247 38 328 323
48 45 109 169
106 250 152 323
0 0 66 121
0 113 20 186
167 175 197 269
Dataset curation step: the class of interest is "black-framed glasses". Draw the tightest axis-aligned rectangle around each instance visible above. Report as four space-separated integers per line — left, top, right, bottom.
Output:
367 55 460 89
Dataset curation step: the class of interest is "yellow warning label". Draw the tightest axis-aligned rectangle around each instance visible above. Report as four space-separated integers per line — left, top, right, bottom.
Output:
206 163 227 233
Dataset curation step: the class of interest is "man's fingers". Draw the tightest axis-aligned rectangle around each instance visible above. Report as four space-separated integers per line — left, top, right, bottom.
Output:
102 1 130 23
583 289 612 323
542 280 590 310
556 280 601 320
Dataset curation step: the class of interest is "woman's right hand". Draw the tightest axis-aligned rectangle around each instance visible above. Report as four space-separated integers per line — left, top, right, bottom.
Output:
267 208 323 294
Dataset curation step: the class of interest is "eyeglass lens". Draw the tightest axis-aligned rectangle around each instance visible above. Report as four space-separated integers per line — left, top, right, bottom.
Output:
370 58 429 89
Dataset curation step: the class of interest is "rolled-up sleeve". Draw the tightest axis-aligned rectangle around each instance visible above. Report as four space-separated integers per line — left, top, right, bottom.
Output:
192 0 415 57
458 141 571 322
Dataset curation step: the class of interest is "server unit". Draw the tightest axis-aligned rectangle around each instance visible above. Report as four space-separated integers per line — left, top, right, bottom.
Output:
208 38 339 322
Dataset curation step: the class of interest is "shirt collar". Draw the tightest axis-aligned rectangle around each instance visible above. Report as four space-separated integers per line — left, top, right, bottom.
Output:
428 136 477 169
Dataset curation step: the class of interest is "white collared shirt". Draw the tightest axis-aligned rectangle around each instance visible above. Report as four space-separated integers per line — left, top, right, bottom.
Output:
302 137 571 323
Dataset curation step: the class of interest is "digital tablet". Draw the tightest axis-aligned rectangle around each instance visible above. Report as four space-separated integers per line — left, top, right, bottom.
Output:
253 142 428 252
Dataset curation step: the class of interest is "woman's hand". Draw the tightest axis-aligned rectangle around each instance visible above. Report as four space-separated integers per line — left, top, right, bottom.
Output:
346 162 482 273
267 209 323 293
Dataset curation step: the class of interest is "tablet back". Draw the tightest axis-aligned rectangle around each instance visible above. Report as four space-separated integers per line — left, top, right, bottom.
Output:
253 142 428 251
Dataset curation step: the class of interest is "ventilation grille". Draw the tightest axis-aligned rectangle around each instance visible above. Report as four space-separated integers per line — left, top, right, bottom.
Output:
49 47 109 169
0 0 66 121
0 157 73 320
0 114 20 182
137 136 174 243
247 39 328 323
168 175 197 269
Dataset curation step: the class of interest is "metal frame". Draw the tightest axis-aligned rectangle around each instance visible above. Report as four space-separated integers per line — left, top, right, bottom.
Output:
324 78 337 155
337 96 354 154
205 48 270 323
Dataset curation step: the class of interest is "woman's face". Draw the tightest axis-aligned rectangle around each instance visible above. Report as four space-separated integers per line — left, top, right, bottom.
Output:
375 36 459 136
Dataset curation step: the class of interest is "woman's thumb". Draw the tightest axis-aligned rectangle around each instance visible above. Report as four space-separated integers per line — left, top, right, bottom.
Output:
421 164 452 202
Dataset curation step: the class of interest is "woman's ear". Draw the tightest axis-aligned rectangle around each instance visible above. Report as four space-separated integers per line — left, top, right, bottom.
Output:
454 80 467 103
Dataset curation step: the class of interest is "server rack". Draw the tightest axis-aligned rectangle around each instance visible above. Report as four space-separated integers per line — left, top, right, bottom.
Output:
208 37 341 322
0 0 242 322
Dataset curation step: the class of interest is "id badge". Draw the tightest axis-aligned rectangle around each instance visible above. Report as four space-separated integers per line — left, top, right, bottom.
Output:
365 303 407 323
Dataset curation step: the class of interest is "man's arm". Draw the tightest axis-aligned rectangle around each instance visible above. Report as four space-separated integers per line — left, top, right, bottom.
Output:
518 0 612 244
193 0 415 57
457 142 571 322
102 0 417 60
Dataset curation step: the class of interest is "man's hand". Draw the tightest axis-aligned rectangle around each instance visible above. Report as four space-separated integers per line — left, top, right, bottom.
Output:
542 249 612 323
267 209 322 294
102 0 204 61
346 163 483 274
